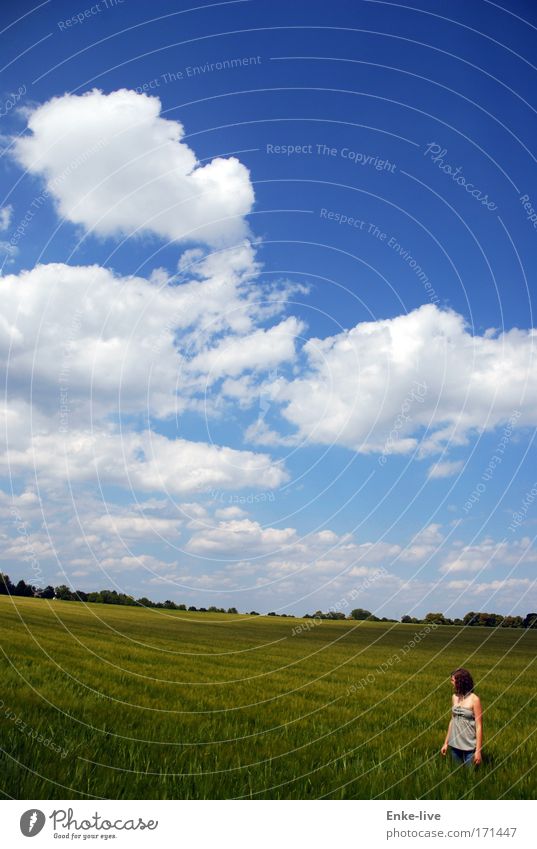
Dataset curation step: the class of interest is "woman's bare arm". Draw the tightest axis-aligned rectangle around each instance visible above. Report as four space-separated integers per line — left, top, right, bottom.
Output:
441 717 452 755
474 695 483 764
441 694 456 755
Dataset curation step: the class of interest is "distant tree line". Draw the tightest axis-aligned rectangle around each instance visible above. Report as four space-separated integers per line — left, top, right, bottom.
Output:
303 607 537 628
0 573 293 616
403 610 537 628
304 607 393 621
0 573 249 613
1 574 536 627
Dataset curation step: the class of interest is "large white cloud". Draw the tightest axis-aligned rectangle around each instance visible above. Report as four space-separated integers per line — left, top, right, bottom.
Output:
262 304 537 456
13 88 254 246
2 261 186 419
0 244 295 420
0 238 306 501
0 401 287 495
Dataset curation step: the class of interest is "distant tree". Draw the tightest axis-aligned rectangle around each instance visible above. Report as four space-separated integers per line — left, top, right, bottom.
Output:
90 589 135 606
350 608 373 620
177 604 187 611
120 594 136 606
163 600 177 609
136 597 154 608
477 612 504 627
424 612 447 625
401 615 412 623
38 585 55 599
227 607 238 614
74 590 88 602
188 606 197 611
249 610 260 615
463 611 479 626
267 611 277 616
87 591 103 603
14 579 34 597
97 590 110 603
453 618 463 626
523 613 537 629
0 573 15 594
55 585 75 601
99 590 120 604
501 615 523 628
198 607 207 612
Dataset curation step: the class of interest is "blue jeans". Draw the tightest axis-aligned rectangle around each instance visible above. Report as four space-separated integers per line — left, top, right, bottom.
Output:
451 747 475 766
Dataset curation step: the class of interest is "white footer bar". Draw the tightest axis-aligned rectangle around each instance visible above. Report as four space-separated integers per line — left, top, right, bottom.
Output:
2 799 532 847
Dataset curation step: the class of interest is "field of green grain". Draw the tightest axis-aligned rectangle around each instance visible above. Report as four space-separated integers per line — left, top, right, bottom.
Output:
0 596 535 799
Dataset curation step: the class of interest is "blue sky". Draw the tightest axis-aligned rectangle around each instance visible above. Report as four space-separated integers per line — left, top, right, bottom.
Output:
1 0 536 617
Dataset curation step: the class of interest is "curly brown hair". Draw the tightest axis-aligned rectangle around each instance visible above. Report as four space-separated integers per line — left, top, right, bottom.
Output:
451 667 474 697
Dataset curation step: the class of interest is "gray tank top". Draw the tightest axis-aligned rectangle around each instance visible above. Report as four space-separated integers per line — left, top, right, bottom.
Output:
449 704 476 751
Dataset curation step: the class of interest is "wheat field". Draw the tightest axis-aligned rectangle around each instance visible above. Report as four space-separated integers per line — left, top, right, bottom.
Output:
0 596 535 799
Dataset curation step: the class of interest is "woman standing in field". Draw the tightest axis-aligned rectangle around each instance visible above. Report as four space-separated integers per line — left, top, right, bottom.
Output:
441 667 483 766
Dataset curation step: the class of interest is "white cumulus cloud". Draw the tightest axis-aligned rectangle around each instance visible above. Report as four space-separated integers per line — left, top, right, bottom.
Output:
1 403 287 495
13 88 254 246
272 304 537 456
0 244 292 420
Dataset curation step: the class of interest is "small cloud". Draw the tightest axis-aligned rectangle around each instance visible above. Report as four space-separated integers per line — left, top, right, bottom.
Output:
244 416 298 448
215 506 248 520
428 459 464 479
178 248 205 272
0 240 18 263
0 205 13 231
446 579 471 590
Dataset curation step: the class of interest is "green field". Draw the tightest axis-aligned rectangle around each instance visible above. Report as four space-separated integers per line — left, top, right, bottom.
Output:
0 596 535 799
